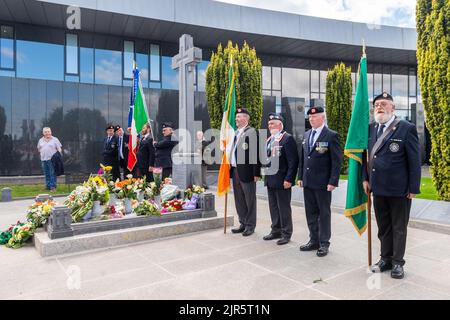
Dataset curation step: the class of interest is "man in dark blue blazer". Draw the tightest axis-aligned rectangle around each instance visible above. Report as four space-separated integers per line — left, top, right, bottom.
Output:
154 122 179 179
297 106 342 257
115 125 132 178
103 124 120 181
363 92 421 279
263 113 299 245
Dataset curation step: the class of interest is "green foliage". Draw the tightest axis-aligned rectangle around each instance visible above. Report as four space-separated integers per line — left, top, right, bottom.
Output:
325 63 353 174
416 0 450 201
206 41 262 129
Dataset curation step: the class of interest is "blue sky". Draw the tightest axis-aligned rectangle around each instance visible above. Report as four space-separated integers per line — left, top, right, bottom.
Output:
216 0 416 28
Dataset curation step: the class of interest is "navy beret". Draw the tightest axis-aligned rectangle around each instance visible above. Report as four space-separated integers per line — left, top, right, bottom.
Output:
307 106 325 115
268 112 284 123
373 92 394 105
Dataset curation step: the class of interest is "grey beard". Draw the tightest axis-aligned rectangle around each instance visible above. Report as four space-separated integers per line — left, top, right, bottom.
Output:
375 112 392 124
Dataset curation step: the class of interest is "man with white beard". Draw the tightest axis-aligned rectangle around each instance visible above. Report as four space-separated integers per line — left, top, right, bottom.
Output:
363 92 421 280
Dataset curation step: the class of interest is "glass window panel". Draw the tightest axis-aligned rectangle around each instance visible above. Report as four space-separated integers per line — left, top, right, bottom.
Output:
94 85 109 130
150 82 161 89
150 44 160 81
80 47 94 83
197 60 209 92
351 72 356 94
395 109 409 121
136 52 149 88
262 66 271 90
320 70 328 93
367 73 374 100
0 77 13 175
282 67 310 99
16 40 64 81
392 74 408 109
66 34 78 75
409 74 416 97
123 40 134 79
374 73 382 96
1 25 14 69
311 70 319 93
161 55 178 90
262 89 271 96
95 48 122 86
383 74 391 92
0 70 14 77
108 86 123 126
272 67 281 91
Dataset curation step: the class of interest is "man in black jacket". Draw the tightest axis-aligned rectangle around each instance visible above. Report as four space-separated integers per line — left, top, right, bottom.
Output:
230 107 262 237
137 123 155 182
115 125 132 178
363 92 421 279
103 124 120 181
297 107 342 257
263 113 299 245
154 122 178 179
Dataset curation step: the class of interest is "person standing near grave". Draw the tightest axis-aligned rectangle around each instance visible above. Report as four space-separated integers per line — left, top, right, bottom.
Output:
115 125 131 179
137 123 155 182
297 106 342 257
230 108 261 237
262 113 299 245
364 92 421 279
154 122 178 179
37 127 62 192
103 124 120 181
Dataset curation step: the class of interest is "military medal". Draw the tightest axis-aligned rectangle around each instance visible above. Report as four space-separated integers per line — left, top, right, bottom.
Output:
242 142 249 150
315 142 329 154
389 143 400 153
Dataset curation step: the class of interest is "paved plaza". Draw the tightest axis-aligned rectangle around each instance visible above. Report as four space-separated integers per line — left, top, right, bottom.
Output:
1 190 450 300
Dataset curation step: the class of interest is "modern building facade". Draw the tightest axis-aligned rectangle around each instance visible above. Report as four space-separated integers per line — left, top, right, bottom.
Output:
0 0 424 176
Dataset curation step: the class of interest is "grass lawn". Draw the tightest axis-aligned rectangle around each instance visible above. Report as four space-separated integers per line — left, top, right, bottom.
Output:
0 184 75 200
339 175 439 201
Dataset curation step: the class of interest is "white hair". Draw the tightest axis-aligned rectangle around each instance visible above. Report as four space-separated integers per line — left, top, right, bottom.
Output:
42 127 51 133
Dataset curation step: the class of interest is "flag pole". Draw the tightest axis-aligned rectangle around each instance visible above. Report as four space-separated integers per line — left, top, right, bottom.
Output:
362 39 372 267
224 193 228 234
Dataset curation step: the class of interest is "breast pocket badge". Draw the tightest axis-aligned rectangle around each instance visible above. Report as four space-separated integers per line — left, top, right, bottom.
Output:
389 142 400 153
315 142 329 154
242 142 249 150
272 146 283 157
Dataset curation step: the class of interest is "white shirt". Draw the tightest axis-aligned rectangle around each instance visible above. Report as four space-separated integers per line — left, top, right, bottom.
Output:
376 115 396 134
310 123 325 147
231 126 247 167
37 137 62 161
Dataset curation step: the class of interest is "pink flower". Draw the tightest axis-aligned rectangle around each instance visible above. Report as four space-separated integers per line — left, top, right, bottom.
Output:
153 167 163 174
98 168 104 175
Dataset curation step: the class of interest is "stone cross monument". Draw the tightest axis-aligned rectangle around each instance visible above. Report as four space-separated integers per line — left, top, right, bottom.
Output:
171 34 203 189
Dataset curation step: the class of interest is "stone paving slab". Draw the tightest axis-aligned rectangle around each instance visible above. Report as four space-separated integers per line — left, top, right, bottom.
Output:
1 192 450 300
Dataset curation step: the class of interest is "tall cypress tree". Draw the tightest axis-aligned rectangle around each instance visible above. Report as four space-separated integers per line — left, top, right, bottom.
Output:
326 63 353 174
416 0 450 200
206 41 262 130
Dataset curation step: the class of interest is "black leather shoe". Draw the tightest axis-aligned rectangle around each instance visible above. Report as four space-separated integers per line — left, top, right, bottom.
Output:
316 247 329 257
263 233 282 241
242 229 254 237
276 238 290 245
300 241 320 251
231 225 245 234
371 260 393 273
391 265 404 279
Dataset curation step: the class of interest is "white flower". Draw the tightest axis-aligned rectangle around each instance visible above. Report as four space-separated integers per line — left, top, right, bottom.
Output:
126 174 133 179
127 185 132 190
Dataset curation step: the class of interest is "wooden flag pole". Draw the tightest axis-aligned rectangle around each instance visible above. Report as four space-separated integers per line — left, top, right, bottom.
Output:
224 193 228 234
367 193 372 267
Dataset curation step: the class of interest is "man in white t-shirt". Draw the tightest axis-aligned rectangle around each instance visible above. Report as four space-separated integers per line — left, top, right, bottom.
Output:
37 127 62 192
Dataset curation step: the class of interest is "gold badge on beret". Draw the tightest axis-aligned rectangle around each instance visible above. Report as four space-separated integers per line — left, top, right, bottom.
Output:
383 93 388 98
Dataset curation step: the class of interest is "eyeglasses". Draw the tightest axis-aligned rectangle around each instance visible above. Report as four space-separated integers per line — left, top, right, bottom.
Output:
374 102 390 108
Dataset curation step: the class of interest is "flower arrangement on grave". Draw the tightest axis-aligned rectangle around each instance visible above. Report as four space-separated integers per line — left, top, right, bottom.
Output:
134 200 161 217
103 204 124 220
87 175 110 204
26 200 58 228
114 175 141 200
98 164 113 182
0 221 36 249
65 185 93 222
161 199 185 213
184 185 206 200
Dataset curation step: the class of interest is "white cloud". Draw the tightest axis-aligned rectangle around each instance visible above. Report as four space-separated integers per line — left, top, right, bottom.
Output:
215 0 416 28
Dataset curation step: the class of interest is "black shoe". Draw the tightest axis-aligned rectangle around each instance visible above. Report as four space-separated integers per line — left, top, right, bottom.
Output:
276 238 290 245
391 265 404 279
263 233 282 241
300 241 320 252
371 260 393 273
231 225 245 234
242 229 254 237
316 247 329 257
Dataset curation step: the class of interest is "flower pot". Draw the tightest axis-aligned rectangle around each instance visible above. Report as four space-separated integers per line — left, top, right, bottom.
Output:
83 209 93 222
124 198 133 215
92 201 103 217
109 193 117 206
153 195 162 209
138 191 144 202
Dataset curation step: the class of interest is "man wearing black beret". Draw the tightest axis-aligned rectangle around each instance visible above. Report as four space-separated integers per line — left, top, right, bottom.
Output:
297 106 342 257
103 124 120 181
363 92 421 279
262 113 299 245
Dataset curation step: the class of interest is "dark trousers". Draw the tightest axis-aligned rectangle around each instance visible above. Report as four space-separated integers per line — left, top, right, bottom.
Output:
104 159 120 182
138 168 154 182
267 187 293 239
231 168 257 231
162 167 172 180
119 158 133 178
303 187 332 247
373 195 411 266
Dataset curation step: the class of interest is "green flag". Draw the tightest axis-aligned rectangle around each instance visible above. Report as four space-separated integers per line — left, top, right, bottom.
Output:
344 53 369 235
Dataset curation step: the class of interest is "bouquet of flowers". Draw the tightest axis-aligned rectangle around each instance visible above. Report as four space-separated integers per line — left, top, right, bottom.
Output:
103 205 124 220
5 222 36 249
161 199 185 213
0 223 15 245
114 175 140 200
65 185 93 222
134 200 161 217
184 185 206 200
86 175 110 204
26 200 58 228
98 163 113 182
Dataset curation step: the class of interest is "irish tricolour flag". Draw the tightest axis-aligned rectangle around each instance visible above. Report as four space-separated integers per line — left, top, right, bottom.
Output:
127 67 150 171
217 56 237 196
